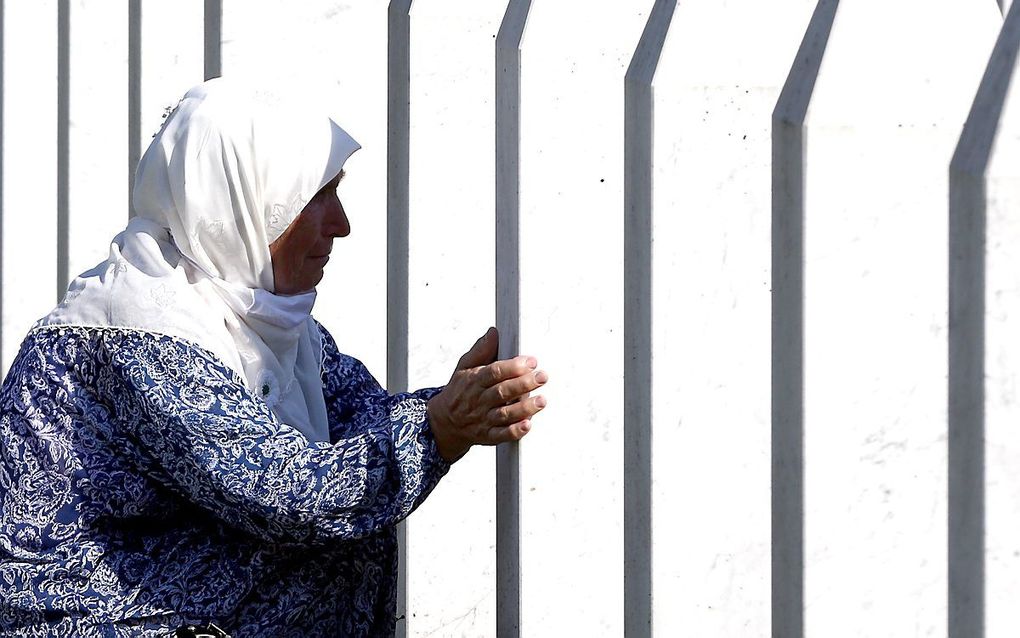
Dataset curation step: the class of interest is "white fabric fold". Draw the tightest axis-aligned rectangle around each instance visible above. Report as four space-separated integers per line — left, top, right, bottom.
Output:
36 78 360 442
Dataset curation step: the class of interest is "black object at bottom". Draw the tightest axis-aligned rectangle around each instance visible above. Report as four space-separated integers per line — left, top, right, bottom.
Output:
173 623 231 638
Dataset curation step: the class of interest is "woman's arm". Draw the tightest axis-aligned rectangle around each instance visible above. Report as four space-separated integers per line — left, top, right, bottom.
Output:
316 321 443 444
100 328 449 546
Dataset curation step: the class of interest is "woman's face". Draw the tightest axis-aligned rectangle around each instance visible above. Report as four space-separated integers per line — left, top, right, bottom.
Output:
269 172 350 294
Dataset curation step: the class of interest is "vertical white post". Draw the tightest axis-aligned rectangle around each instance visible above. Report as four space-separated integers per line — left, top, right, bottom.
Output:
204 0 221 80
56 0 68 300
948 91 988 638
387 3 412 636
772 3 838 636
949 4 1020 635
495 3 529 635
623 3 675 635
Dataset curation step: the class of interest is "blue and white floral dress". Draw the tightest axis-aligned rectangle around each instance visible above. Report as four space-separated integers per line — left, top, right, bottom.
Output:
0 321 449 637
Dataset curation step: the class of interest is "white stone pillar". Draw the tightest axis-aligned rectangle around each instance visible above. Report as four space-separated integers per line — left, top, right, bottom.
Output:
950 3 1020 635
624 5 675 634
494 2 528 636
772 3 838 636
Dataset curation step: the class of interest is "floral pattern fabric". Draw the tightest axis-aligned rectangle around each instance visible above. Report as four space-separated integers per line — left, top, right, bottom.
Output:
0 323 448 637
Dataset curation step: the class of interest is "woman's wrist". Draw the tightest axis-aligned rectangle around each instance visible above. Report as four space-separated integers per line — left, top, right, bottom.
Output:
427 396 469 463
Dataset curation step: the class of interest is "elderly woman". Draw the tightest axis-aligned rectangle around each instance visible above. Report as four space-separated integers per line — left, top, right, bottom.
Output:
0 79 548 637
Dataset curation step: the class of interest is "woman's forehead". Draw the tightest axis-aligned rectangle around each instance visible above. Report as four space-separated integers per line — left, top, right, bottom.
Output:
325 169 346 189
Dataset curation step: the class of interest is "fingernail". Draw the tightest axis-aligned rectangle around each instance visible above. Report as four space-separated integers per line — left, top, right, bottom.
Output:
520 421 531 433
527 357 538 369
535 396 547 408
535 371 548 384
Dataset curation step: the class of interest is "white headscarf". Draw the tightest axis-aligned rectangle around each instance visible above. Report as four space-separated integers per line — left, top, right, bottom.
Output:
36 78 361 442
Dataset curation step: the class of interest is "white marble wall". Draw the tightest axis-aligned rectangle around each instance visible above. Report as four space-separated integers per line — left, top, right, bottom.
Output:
1 0 58 375
403 1 503 635
136 1 203 204
650 1 815 635
1 1 1019 636
65 1 129 289
515 2 650 635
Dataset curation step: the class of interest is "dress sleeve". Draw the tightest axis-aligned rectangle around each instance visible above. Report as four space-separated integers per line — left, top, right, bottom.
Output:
316 322 446 444
101 329 450 546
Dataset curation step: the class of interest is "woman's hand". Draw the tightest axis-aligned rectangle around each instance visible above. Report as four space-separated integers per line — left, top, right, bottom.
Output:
427 327 549 463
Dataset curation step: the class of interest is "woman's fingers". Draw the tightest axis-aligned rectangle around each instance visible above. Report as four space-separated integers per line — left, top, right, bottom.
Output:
487 394 547 427
476 355 537 388
455 327 499 371
482 369 549 406
483 419 533 445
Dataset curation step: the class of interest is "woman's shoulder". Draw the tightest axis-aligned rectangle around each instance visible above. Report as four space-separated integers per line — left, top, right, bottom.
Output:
312 319 359 369
10 324 247 389
312 320 384 396
33 247 249 383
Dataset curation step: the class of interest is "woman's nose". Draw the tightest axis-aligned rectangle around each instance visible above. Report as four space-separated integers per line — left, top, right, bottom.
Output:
329 197 351 238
